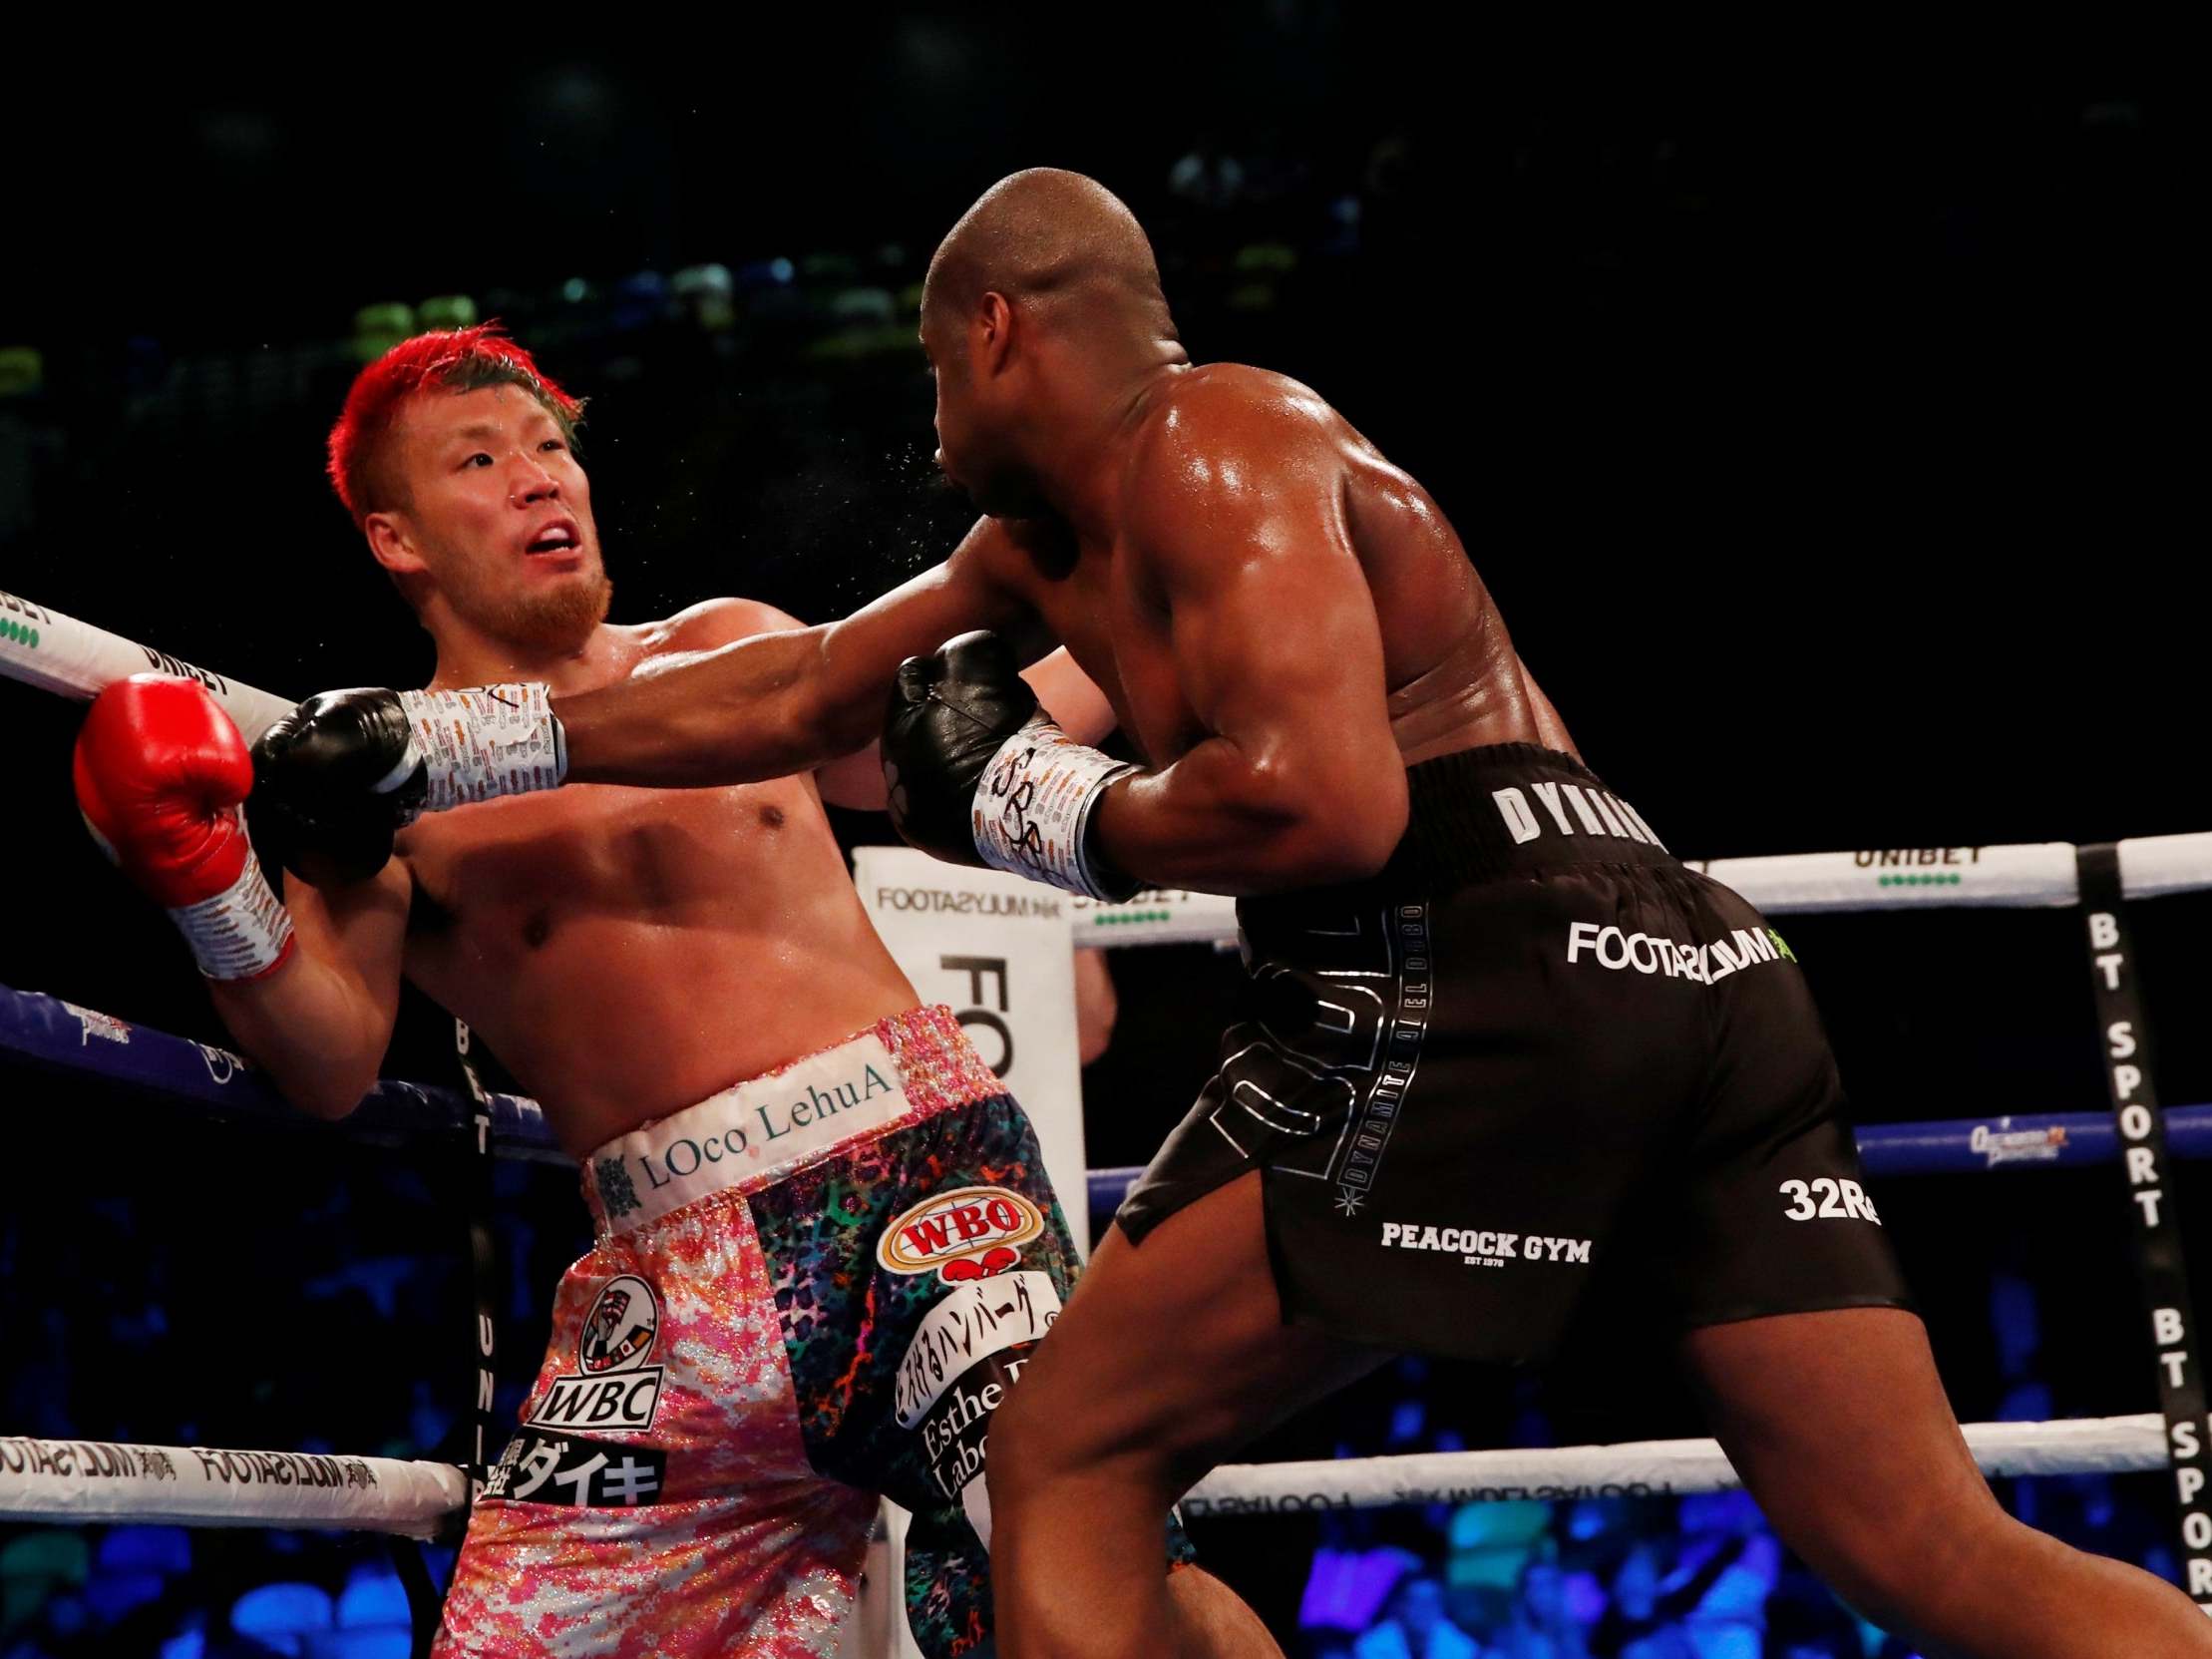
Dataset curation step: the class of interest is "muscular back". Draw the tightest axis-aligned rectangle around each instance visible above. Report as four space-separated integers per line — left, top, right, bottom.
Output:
1333 404 1577 764
1002 364 1573 773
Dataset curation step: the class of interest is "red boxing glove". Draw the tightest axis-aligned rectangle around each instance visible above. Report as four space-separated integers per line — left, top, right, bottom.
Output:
74 673 294 982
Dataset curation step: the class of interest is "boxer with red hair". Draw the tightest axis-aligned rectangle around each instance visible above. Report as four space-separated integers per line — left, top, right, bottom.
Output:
74 326 1258 1657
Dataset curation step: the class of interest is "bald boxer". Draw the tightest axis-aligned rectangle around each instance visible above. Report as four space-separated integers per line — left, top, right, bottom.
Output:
253 184 2212 1659
75 324 1262 1659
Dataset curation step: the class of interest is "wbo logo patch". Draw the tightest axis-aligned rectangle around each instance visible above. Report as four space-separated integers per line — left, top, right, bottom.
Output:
527 1275 666 1435
878 1186 1043 1284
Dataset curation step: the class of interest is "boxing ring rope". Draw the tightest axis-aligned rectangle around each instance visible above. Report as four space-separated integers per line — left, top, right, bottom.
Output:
4 592 2208 1556
9 818 2212 1185
0 1440 467 1538
9 980 2212 1189
8 582 2211 924
1066 829 2212 948
1 1413 2172 1536
5 812 2211 1536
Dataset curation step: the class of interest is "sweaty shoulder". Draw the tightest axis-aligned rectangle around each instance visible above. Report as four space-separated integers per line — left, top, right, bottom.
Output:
1124 365 1358 532
634 597 806 658
1121 367 1526 757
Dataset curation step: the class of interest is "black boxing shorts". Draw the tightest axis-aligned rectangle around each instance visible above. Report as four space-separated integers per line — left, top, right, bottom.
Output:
1115 743 1912 1365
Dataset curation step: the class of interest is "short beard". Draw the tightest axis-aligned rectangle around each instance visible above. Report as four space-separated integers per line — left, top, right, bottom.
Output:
487 572 614 654
432 560 613 656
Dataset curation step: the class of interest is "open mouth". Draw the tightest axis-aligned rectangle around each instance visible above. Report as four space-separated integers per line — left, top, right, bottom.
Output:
525 521 582 557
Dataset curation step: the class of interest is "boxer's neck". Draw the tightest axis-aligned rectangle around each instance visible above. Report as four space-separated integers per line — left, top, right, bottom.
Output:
1024 346 1187 543
425 616 625 694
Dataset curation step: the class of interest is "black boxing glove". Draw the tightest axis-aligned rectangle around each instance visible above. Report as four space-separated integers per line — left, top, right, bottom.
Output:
883 631 1139 901
251 683 566 881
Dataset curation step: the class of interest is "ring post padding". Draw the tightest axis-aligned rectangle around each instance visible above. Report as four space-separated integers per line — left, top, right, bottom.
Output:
2076 843 2211 1605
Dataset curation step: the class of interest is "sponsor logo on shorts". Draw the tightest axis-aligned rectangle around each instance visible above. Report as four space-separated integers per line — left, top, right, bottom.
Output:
895 1269 1062 1430
588 1037 914 1231
526 1275 665 1434
1971 1122 2067 1168
1778 1178 1882 1224
893 1270 1063 1533
1564 922 1790 985
1492 782 1665 850
620 1061 898 1187
1379 1222 1592 1269
878 1185 1044 1282
483 1430 666 1507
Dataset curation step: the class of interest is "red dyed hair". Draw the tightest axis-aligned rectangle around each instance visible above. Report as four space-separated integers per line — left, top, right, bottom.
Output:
326 324 584 526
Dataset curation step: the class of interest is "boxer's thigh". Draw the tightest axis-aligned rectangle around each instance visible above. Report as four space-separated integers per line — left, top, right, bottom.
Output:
989 1170 1389 1498
433 1485 877 1656
443 1225 876 1655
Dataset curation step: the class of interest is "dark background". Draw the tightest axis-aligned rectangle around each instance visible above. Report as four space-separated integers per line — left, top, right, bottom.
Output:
0 15 2201 1654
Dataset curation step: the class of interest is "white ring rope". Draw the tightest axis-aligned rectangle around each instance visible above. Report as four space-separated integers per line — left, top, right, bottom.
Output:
0 591 294 743
0 1437 467 1538
1074 831 2212 946
6 588 2210 943
1182 1413 2169 1515
0 1414 2166 1535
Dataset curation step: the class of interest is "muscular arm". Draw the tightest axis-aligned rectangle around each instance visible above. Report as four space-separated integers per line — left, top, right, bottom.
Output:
206 858 411 1120
557 522 1038 788
1091 411 1408 895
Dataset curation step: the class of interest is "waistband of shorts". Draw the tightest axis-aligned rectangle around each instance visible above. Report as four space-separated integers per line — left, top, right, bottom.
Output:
1381 743 1677 890
579 1006 1002 1237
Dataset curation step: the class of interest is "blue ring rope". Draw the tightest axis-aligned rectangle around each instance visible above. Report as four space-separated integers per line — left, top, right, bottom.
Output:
5 981 2198 1214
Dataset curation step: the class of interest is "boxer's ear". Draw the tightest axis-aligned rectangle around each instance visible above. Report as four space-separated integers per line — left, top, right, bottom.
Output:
364 510 428 581
976 291 1017 376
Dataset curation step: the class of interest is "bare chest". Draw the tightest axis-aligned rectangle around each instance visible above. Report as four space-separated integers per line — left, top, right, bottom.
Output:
398 778 811 959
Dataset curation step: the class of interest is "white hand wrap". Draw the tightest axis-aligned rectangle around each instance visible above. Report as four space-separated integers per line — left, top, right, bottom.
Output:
395 683 567 813
171 842 295 982
970 716 1138 901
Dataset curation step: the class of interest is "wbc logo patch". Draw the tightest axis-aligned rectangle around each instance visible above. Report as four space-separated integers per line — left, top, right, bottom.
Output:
527 1275 666 1434
878 1186 1044 1284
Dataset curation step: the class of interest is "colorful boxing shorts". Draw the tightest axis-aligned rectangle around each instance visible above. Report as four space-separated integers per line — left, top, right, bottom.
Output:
1117 743 1912 1365
432 1006 1079 1658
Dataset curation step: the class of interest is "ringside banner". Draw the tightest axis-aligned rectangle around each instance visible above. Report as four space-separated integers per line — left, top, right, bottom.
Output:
854 846 1088 1254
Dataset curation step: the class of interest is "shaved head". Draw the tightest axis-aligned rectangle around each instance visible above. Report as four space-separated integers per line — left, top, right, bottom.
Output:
922 170 1188 518
924 169 1176 341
